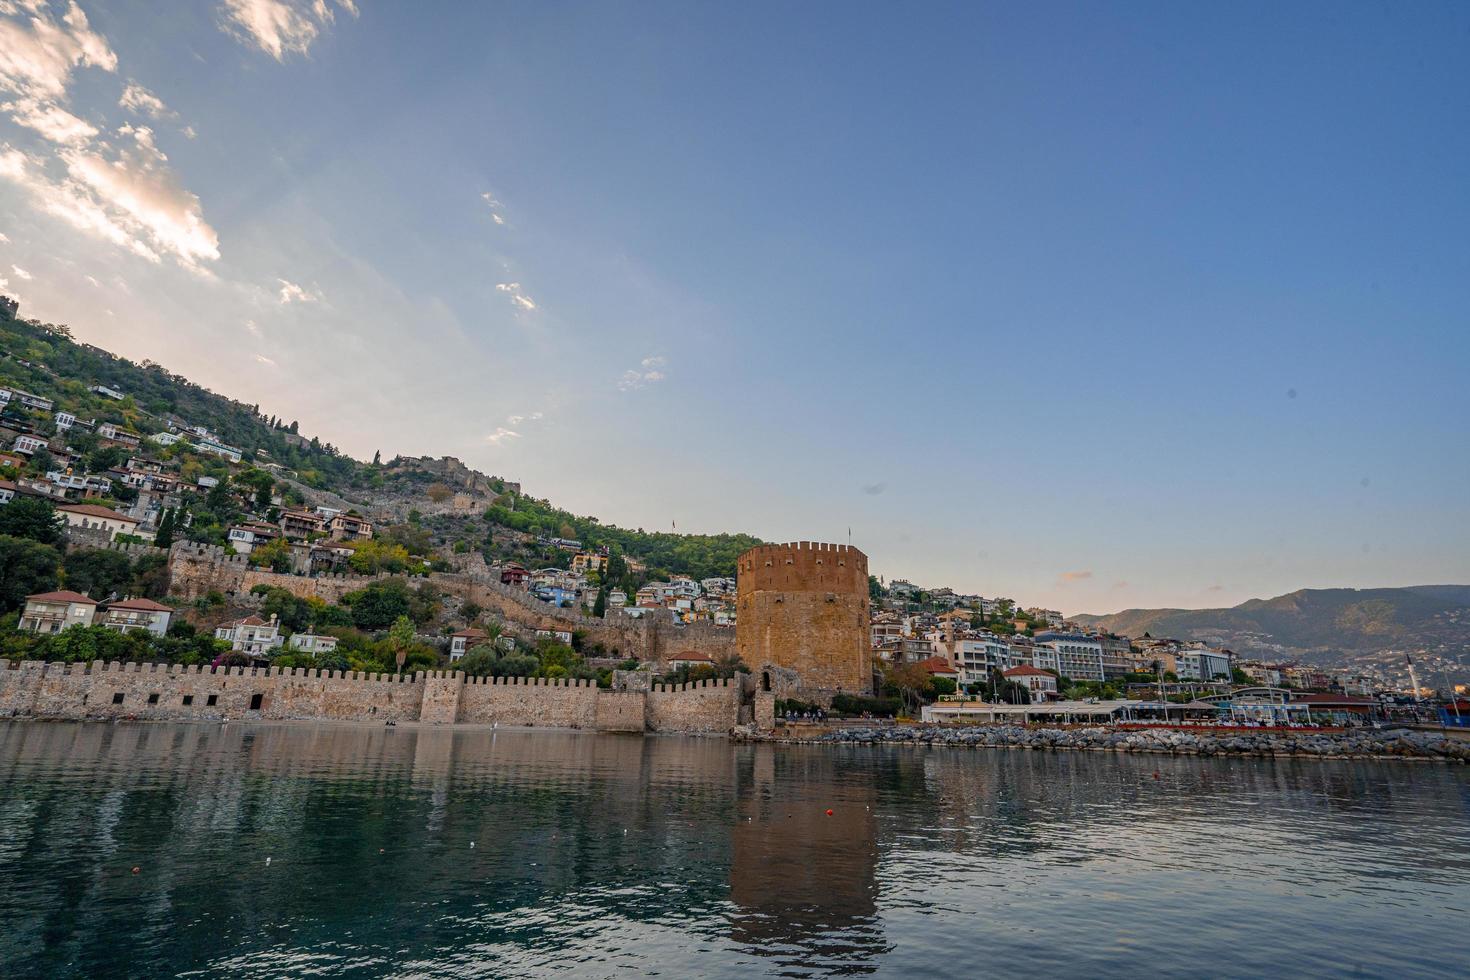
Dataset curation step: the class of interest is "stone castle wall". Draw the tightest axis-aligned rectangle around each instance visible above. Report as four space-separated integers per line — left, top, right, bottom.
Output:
162 544 738 665
0 659 746 734
736 541 873 695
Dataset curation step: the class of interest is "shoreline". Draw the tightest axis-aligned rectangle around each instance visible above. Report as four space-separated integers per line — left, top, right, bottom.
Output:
734 723 1470 764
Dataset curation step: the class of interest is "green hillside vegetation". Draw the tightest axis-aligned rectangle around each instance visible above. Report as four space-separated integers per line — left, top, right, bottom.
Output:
483 494 762 581
0 311 364 490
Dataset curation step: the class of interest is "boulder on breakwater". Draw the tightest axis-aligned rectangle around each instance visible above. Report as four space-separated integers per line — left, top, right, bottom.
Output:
739 724 1470 762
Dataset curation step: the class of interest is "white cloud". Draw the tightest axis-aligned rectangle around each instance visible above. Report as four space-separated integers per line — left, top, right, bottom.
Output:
0 1 117 102
11 263 32 279
277 278 320 303
0 231 8 243
0 7 219 272
484 427 520 445
254 353 277 366
481 191 507 226
505 410 543 425
218 0 359 61
244 318 260 335
119 81 175 120
1 98 96 144
618 355 668 391
84 273 100 286
495 281 536 312
0 274 8 291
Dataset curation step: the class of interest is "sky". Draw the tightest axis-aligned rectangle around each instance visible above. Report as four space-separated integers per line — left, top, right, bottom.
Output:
1 1 1467 615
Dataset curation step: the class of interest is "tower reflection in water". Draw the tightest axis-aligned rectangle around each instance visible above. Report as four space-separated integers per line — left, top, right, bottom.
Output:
729 745 889 973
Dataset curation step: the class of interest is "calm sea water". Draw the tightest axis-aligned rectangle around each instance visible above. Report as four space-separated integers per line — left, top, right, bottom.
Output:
1 722 1467 979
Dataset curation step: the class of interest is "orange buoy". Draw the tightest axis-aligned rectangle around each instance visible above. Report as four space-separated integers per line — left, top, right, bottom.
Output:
131 866 140 874
825 809 834 816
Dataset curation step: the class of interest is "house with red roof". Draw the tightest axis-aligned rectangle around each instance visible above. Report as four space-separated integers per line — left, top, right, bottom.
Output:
99 597 174 636
20 591 99 633
1003 664 1059 698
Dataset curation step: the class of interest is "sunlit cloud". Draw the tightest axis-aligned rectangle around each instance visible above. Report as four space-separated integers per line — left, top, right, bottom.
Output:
218 0 359 61
484 427 520 445
495 281 535 312
1056 570 1093 584
277 278 320 303
618 355 667 391
254 353 276 366
0 231 9 243
481 191 507 226
0 1 117 102
11 264 32 279
119 81 176 121
1 98 97 144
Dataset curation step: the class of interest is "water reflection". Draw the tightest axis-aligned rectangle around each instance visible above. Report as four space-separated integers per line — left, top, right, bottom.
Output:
0 721 1467 978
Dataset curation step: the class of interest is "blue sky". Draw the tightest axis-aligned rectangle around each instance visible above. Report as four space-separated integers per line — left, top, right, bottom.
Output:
1 1 1467 613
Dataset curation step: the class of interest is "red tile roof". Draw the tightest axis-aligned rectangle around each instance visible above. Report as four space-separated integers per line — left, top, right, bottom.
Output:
105 597 173 612
56 502 132 522
1004 665 1054 677
916 656 959 675
26 590 98 605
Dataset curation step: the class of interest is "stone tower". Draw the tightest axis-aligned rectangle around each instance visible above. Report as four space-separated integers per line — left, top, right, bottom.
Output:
736 541 872 696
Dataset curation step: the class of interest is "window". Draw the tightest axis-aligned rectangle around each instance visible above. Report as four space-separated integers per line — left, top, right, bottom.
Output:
111 692 124 705
182 695 193 706
147 693 159 704
206 694 218 706
249 693 263 710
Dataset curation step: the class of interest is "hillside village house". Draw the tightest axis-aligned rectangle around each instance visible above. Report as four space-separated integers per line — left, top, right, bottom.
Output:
449 627 489 661
329 511 373 540
20 591 98 633
280 509 327 539
12 434 47 455
98 598 173 636
196 437 242 463
227 521 281 555
53 411 76 431
535 627 575 646
1 388 54 411
1004 665 1060 698
287 633 339 654
667 651 716 670
55 502 140 542
215 615 285 657
0 479 14 505
89 384 125 400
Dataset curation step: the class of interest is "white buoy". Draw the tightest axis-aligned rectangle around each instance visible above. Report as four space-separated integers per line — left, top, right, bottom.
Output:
469 841 475 848
265 856 272 866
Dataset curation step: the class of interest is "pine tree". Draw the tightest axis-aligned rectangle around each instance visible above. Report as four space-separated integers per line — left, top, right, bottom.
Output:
372 449 381 466
155 508 176 549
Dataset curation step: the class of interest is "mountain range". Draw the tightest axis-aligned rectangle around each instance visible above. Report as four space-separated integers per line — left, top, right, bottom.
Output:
1073 586 1470 676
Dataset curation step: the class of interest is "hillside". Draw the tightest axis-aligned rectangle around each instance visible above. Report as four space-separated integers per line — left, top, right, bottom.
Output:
1073 586 1470 672
0 301 761 581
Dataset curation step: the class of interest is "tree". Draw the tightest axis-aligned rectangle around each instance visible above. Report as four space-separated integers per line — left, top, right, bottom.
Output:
0 496 65 545
387 615 415 673
154 507 177 549
426 482 452 503
593 581 608 618
343 579 415 630
62 548 134 599
372 450 381 466
882 661 935 717
0 535 62 612
248 536 293 573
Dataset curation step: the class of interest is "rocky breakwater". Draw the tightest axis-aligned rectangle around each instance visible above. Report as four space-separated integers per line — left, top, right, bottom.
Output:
753 725 1470 762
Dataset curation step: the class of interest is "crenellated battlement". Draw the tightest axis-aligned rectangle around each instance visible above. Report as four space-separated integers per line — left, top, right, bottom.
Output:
0 657 746 733
736 541 869 594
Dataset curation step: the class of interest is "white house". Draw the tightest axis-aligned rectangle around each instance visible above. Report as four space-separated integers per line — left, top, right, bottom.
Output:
534 627 574 646
227 522 280 555
197 438 243 463
53 411 76 431
215 615 285 657
1003 665 1059 698
98 597 173 636
13 435 47 455
20 590 98 633
287 632 339 654
150 432 182 446
448 627 489 661
89 384 125 400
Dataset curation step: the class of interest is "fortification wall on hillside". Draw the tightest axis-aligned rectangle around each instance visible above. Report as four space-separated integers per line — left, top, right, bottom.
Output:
0 659 750 734
163 545 739 663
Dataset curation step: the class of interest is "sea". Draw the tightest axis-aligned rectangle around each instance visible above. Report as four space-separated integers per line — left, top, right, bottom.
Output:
1 720 1467 978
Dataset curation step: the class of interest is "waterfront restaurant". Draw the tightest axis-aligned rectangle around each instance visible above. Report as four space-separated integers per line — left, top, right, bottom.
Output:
920 699 1215 725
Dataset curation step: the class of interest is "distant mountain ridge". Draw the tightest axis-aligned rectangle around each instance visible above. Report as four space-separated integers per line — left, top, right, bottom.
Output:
1073 586 1470 668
